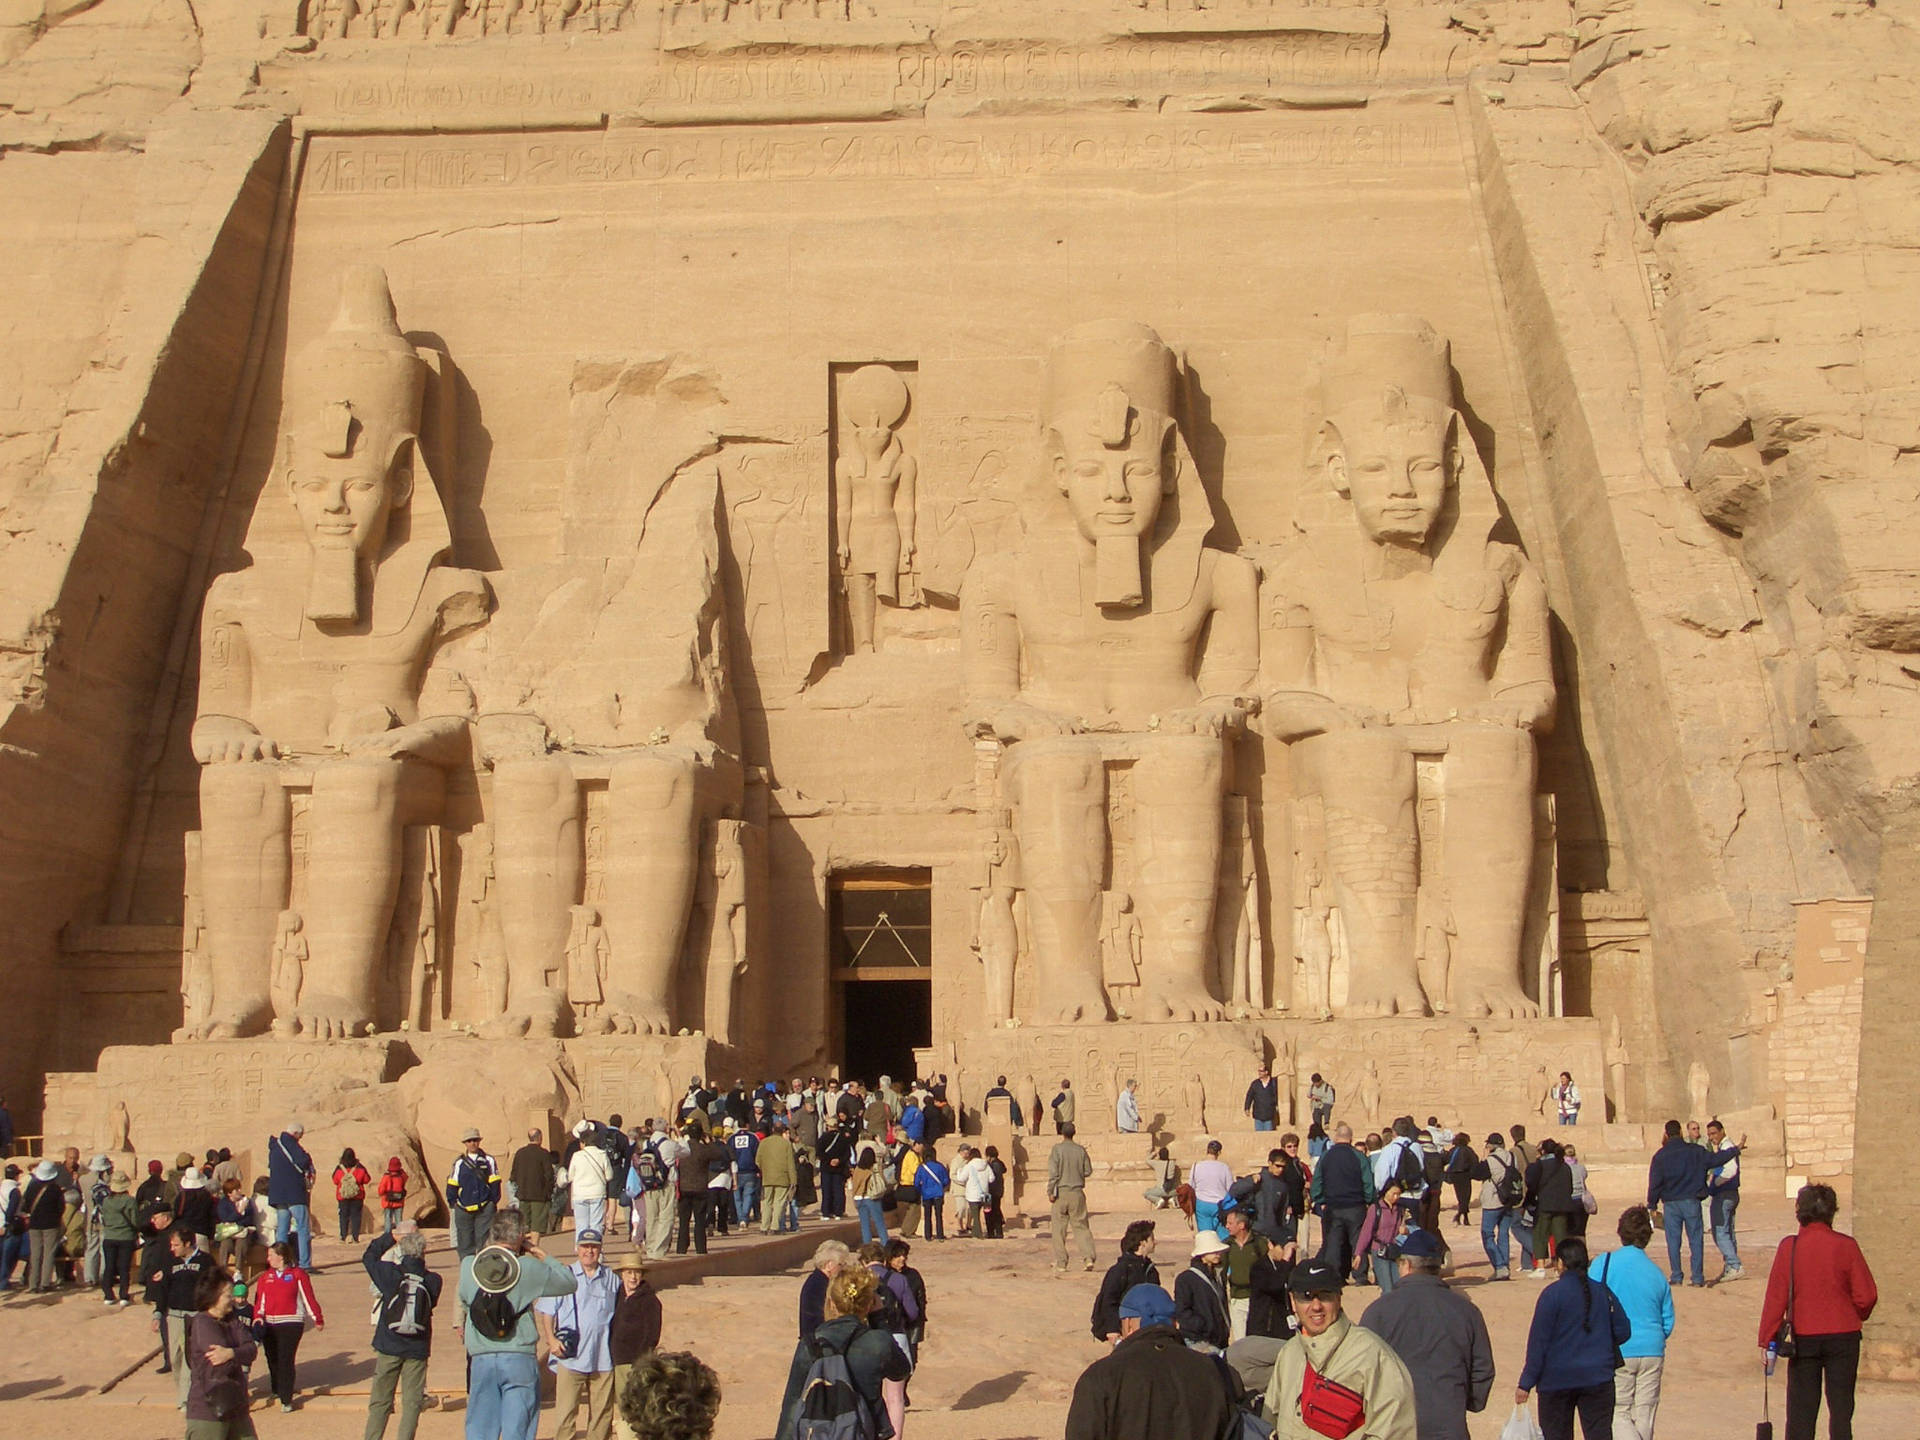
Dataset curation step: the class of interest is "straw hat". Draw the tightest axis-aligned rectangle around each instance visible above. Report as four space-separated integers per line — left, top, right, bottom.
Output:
109 1172 131 1194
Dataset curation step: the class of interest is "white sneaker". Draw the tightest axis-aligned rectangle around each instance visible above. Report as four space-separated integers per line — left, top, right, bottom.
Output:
1529 1267 1552 1279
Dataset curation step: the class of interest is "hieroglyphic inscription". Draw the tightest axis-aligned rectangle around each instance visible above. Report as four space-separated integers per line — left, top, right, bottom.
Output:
304 116 1449 197
305 32 1400 116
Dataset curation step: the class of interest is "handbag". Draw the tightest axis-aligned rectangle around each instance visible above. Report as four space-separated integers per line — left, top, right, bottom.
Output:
1771 1238 1797 1358
1298 1359 1367 1439
552 1291 582 1361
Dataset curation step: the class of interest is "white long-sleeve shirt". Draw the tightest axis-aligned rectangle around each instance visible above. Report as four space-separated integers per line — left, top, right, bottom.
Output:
1116 1090 1141 1133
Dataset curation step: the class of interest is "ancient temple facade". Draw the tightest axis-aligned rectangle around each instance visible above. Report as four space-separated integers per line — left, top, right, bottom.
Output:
3 0 1912 1219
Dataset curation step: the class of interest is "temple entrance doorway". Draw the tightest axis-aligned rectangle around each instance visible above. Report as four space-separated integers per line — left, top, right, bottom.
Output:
830 868 932 1084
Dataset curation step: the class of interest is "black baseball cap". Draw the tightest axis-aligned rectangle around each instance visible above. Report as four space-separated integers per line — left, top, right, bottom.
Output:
1288 1257 1346 1295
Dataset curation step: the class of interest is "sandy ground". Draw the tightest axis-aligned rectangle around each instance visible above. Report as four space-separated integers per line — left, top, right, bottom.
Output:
4 1186 1915 1439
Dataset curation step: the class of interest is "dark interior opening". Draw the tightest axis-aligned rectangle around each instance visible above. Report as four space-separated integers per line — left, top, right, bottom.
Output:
839 978 931 1087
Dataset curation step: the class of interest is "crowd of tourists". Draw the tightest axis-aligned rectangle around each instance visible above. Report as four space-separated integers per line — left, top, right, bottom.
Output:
0 1065 1883 1440
1060 1076 1878 1440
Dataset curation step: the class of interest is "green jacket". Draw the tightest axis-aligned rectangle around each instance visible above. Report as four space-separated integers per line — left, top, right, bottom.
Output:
99 1192 139 1243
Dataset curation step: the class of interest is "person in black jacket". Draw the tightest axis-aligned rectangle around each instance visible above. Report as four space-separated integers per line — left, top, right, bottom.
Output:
1067 1283 1240 1440
362 1224 441 1440
817 1121 856 1221
1173 1231 1231 1353
674 1125 727 1256
1526 1140 1579 1270
1091 1220 1161 1344
1445 1133 1480 1227
138 1203 177 1373
20 1160 66 1293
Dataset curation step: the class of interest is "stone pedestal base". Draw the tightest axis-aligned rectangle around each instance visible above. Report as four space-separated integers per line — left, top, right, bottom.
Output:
41 1030 748 1223
947 1016 1605 1211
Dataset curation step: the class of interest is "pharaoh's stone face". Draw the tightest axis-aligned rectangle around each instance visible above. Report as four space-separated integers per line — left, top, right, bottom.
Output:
1329 410 1451 547
288 438 405 560
1052 418 1168 544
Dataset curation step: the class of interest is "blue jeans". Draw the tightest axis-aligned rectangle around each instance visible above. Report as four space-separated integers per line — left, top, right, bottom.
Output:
0 1231 21 1289
466 1349 540 1440
856 1197 888 1246
573 1197 606 1240
1710 1192 1740 1268
1370 1253 1397 1290
735 1175 760 1226
1254 1119 1275 1132
275 1203 312 1270
1662 1197 1705 1286
1481 1206 1516 1272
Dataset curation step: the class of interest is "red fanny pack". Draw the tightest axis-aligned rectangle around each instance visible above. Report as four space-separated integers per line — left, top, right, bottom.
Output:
1299 1359 1367 1439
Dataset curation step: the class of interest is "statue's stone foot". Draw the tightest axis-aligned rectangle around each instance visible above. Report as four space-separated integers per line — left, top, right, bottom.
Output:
477 1013 533 1039
1140 982 1227 1023
1339 974 1429 1018
610 1012 638 1035
270 1017 301 1039
1029 995 1107 1025
577 1014 614 1037
1457 980 1540 1020
296 996 374 1040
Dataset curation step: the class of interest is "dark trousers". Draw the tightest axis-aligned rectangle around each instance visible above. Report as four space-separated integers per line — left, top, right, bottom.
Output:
1787 1332 1860 1440
921 1199 944 1238
1317 1206 1365 1279
985 1199 1004 1238
821 1168 846 1218
1539 1381 1614 1440
1450 1178 1473 1223
676 1192 711 1255
337 1198 364 1242
262 1322 304 1405
99 1238 134 1301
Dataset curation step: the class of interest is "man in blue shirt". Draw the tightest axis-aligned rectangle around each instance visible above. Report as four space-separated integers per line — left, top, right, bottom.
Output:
536 1228 620 1440
266 1122 315 1270
1644 1120 1712 1287
728 1124 761 1227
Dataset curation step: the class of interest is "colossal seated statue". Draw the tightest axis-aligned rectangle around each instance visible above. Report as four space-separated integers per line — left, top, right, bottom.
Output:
1263 315 1555 1019
960 321 1259 1025
188 265 489 1039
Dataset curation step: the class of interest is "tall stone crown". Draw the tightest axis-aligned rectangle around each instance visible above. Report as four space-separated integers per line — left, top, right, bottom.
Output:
285 264 427 462
1318 313 1453 418
1045 320 1179 433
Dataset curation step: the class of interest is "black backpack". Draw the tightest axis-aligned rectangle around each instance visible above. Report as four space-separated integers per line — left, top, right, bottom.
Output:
467 1288 525 1342
382 1270 435 1338
1394 1141 1425 1194
1493 1154 1526 1209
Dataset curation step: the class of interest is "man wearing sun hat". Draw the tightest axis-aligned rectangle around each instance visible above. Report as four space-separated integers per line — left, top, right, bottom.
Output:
1065 1282 1242 1440
446 1127 501 1261
1265 1256 1417 1439
1173 1230 1232 1354
458 1209 579 1440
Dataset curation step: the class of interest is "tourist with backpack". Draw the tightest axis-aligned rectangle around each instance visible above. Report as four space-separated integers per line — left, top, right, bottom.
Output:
1476 1133 1526 1280
638 1123 682 1258
446 1128 503 1261
362 1224 442 1440
334 1148 372 1245
377 1157 408 1237
776 1264 911 1440
457 1211 580 1440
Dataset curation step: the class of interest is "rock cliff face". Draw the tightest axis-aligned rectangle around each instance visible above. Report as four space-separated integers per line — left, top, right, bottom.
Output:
0 0 1911 1121
1571 0 1920 896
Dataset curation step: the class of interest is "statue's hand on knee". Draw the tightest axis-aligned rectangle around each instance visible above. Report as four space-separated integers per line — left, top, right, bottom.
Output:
967 701 1077 744
193 718 281 765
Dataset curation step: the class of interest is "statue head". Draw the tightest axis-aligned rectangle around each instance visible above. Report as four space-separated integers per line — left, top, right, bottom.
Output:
1043 321 1182 607
1313 316 1461 551
281 266 429 623
842 365 908 467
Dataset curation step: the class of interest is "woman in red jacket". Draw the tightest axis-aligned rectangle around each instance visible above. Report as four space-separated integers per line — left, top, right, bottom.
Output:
252 1241 324 1413
1758 1183 1877 1440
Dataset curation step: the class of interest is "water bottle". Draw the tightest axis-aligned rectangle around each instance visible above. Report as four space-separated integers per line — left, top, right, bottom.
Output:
1764 1341 1778 1377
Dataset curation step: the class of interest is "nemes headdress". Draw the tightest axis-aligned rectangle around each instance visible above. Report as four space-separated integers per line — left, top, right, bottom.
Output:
1041 320 1210 611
